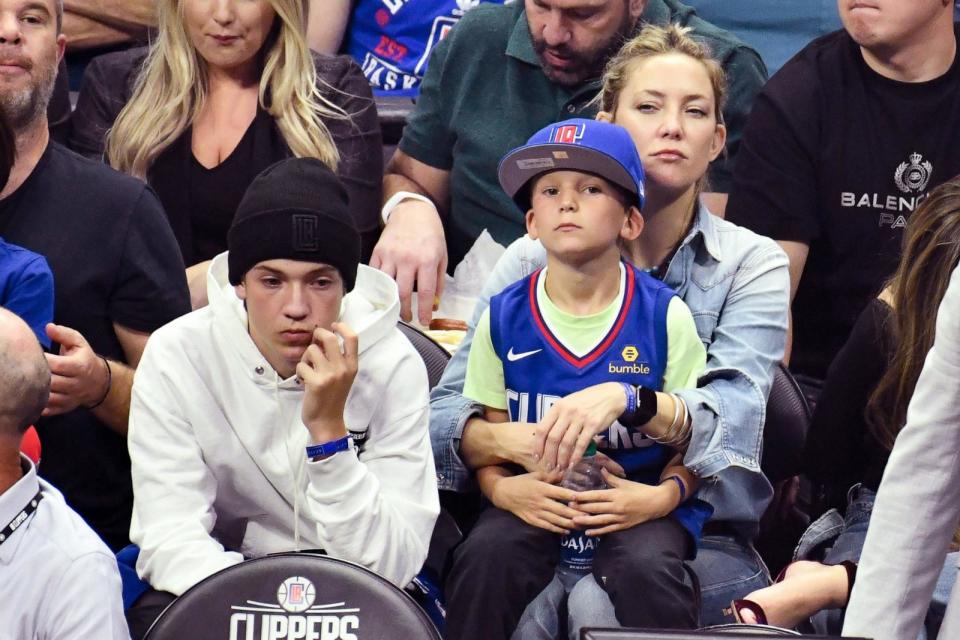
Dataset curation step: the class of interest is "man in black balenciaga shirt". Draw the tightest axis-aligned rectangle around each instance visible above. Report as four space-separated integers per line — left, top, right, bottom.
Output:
726 0 960 384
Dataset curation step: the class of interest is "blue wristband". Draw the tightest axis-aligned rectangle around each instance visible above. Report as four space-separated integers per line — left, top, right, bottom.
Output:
664 475 687 502
620 382 637 423
305 435 351 459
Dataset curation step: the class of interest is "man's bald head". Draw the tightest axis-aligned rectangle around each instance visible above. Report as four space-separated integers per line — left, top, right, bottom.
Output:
0 308 50 435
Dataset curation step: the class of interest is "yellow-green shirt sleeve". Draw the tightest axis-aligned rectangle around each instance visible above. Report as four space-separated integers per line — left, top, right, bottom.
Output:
462 308 508 410
662 296 707 392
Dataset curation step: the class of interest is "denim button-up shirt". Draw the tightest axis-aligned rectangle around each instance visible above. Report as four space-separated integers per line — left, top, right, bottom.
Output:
429 204 789 538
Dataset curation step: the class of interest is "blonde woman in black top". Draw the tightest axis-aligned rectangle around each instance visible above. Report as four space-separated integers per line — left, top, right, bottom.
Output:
70 0 381 306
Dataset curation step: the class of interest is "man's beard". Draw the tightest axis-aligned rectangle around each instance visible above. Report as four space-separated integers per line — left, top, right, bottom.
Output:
0 57 57 131
531 15 636 87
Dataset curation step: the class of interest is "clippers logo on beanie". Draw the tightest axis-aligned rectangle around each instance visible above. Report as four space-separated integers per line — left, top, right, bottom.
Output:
551 123 585 144
292 214 320 251
228 158 360 289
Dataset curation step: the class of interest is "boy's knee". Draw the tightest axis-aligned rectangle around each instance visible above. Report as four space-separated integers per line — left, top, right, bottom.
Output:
593 525 688 592
596 549 682 592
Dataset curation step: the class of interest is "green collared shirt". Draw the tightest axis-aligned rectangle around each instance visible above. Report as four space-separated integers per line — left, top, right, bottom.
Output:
399 0 766 267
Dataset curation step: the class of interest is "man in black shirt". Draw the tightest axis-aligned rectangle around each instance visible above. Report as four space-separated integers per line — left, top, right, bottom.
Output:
0 0 190 549
726 0 960 382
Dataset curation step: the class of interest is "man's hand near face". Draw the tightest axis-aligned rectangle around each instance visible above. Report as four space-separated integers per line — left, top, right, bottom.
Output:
297 322 359 444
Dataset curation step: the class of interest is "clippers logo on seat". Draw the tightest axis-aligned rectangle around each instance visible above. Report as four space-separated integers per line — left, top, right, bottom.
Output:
229 576 361 640
551 123 585 144
278 576 315 613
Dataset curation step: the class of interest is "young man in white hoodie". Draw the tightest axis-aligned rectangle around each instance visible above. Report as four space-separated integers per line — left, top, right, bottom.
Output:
125 158 439 636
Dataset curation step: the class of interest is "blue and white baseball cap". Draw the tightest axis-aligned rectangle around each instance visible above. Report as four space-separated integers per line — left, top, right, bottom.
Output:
498 118 645 212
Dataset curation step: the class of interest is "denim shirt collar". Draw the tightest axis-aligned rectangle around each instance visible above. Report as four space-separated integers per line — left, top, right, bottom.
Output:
679 202 724 264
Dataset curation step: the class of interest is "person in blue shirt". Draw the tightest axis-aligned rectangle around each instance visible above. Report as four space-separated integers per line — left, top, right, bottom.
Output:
0 238 54 348
0 106 53 347
314 0 506 96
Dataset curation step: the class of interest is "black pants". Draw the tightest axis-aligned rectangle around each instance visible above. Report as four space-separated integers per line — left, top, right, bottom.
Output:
126 589 177 640
443 506 697 640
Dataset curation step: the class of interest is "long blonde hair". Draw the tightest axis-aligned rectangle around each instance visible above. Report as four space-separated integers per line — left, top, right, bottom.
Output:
598 24 726 124
106 0 344 178
597 24 726 198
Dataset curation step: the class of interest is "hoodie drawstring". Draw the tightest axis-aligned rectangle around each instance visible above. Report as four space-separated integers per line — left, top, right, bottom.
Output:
274 380 304 552
293 454 304 552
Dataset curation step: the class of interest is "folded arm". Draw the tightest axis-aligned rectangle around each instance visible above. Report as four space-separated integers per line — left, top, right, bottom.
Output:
679 241 790 478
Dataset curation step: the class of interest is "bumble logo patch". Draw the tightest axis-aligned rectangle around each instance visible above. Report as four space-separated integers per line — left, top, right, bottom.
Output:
609 345 650 375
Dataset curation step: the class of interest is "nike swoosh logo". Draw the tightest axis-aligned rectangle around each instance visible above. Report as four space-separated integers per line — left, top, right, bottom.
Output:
507 347 542 361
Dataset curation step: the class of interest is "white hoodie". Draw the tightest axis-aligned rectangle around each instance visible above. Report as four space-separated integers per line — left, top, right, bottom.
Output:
128 253 439 596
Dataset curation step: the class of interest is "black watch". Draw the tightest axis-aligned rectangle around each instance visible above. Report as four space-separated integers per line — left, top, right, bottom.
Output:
621 385 658 428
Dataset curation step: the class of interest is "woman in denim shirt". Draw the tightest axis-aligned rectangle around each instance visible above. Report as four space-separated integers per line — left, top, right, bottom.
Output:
430 25 789 632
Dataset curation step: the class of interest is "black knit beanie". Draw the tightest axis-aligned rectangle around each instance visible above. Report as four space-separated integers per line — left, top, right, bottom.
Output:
228 158 360 289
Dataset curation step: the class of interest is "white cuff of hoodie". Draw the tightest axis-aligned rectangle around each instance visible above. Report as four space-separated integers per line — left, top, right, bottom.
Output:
305 446 365 499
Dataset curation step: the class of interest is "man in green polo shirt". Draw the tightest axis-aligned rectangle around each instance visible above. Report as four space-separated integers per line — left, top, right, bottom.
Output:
370 0 767 326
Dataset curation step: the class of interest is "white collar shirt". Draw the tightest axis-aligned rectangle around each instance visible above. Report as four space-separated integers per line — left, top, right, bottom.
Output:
0 455 128 639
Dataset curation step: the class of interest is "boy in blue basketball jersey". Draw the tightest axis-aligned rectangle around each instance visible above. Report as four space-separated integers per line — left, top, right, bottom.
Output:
444 119 708 639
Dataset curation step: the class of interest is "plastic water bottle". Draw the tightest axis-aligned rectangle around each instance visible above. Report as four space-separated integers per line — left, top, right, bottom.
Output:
558 441 606 581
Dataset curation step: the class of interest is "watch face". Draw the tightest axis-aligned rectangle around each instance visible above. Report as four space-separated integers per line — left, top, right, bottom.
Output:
635 385 658 424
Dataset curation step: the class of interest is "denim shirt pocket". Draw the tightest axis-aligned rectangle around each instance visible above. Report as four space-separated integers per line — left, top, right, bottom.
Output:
692 310 720 345
686 264 735 345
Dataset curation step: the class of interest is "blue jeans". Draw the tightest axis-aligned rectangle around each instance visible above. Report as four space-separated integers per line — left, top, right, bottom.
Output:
796 486 958 638
512 534 770 638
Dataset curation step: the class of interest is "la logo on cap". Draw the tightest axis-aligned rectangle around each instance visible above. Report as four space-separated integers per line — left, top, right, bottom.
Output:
551 123 585 144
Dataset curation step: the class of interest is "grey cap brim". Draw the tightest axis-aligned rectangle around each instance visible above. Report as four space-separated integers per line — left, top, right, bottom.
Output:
498 143 639 211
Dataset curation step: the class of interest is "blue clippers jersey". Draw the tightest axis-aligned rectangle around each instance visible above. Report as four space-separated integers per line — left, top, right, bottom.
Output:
489 264 712 542
345 0 506 96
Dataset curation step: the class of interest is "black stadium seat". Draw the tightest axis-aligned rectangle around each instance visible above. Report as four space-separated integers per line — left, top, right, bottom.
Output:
398 321 452 390
755 363 815 576
377 95 415 168
761 363 812 485
144 553 441 639
376 96 415 147
396 320 478 546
